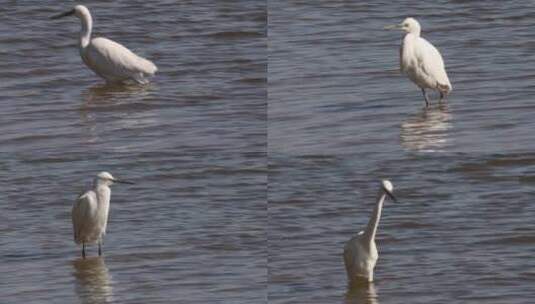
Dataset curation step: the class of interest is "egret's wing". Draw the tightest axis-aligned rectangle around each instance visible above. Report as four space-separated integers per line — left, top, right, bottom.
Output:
87 37 157 78
415 38 451 90
399 40 405 72
343 234 361 270
72 191 97 243
343 241 354 272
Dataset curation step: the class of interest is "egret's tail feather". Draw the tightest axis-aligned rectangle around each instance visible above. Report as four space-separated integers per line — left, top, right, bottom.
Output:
437 83 451 94
136 56 157 75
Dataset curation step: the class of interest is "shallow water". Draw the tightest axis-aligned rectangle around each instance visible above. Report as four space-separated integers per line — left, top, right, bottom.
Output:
269 1 535 303
4 1 535 303
1 1 266 303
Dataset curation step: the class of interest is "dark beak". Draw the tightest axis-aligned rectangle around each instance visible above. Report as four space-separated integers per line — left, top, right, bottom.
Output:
50 9 75 20
384 23 402 30
114 179 135 185
383 187 398 203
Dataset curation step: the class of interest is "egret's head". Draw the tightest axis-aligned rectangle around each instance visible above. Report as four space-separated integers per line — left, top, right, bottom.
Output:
400 18 420 34
380 179 398 202
94 171 134 187
95 172 115 186
73 5 90 19
385 17 421 35
50 5 90 20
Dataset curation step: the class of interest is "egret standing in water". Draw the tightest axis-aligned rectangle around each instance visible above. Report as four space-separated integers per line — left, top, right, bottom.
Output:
386 18 452 107
72 172 133 258
343 180 398 283
51 5 158 84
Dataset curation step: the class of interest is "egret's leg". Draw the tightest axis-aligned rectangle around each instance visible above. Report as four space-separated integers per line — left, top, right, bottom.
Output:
421 88 429 107
82 243 86 259
439 91 446 103
98 241 102 256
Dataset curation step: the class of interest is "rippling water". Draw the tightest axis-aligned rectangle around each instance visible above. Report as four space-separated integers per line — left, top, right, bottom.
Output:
1 1 266 303
4 0 535 303
269 1 535 303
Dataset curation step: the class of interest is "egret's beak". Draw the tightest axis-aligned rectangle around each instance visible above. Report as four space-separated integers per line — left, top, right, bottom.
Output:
384 23 402 30
383 187 398 203
50 9 75 20
114 179 135 185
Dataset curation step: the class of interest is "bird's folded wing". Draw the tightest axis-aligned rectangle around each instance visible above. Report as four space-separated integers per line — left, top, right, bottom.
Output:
72 192 96 242
88 37 157 77
416 38 450 88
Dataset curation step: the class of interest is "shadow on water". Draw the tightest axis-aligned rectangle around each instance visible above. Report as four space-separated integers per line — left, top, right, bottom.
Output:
344 281 379 304
72 257 114 304
400 103 452 152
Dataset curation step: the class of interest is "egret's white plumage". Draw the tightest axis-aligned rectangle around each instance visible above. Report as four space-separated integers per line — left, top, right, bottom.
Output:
343 180 397 283
72 172 133 258
52 5 157 84
387 18 451 106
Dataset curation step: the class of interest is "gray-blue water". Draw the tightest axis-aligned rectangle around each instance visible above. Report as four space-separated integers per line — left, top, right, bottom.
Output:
1 1 266 303
269 1 535 303
3 1 535 303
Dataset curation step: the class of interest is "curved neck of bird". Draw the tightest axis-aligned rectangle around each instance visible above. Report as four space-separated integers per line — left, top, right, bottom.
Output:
94 183 111 206
407 28 421 37
79 12 93 49
362 191 386 243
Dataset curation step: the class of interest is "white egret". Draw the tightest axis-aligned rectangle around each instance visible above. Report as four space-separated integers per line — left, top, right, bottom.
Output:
343 180 398 283
386 18 452 107
72 172 133 258
51 5 158 84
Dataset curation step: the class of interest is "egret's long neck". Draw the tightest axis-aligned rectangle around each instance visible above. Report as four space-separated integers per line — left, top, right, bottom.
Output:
95 184 111 206
93 179 111 209
79 12 93 48
409 28 421 37
363 191 386 243
404 32 420 44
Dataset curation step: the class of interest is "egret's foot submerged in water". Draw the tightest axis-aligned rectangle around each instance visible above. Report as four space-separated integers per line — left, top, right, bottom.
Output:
421 88 430 107
51 5 157 84
72 172 133 258
386 17 452 108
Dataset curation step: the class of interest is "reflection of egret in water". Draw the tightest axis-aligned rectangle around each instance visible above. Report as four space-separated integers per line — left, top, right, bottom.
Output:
400 104 452 152
72 257 114 304
345 281 379 304
81 83 154 105
79 83 159 147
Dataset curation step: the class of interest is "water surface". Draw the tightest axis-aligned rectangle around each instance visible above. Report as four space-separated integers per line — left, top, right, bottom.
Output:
1 1 266 303
269 1 535 303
